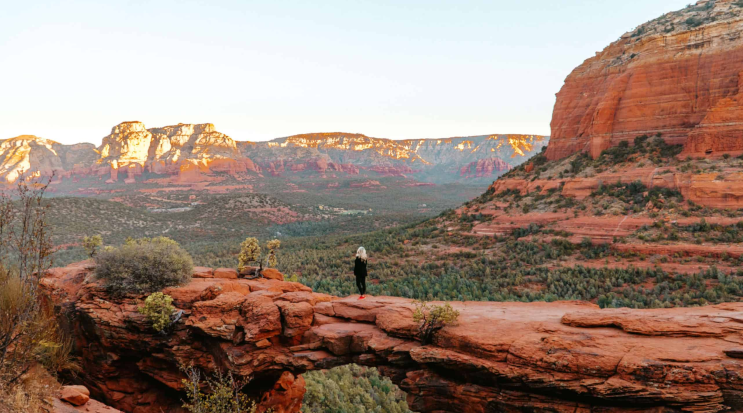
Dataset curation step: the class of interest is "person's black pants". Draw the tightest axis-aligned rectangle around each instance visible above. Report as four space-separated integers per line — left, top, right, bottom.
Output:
356 275 366 295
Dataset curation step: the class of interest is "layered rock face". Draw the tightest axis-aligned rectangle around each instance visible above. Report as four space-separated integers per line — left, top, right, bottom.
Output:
459 157 512 179
548 0 743 160
401 134 548 165
242 133 547 183
0 127 548 185
43 261 743 413
98 122 154 166
98 122 254 181
0 136 98 183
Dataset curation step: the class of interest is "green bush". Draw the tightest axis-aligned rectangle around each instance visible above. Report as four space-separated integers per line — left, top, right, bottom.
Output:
95 237 193 296
413 300 460 345
83 235 103 258
138 292 175 333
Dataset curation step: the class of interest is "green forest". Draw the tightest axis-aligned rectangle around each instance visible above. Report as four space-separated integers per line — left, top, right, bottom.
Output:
302 365 412 413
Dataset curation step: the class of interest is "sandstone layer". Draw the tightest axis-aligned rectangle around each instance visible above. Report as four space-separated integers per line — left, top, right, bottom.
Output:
42 261 743 413
547 0 743 160
459 157 513 179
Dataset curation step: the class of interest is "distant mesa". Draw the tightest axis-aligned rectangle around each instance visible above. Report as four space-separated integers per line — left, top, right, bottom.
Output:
0 121 548 186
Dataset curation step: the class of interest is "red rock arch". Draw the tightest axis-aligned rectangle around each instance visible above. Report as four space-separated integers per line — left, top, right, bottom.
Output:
43 262 743 413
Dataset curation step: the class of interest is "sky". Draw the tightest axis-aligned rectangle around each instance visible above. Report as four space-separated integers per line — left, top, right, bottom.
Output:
0 0 690 145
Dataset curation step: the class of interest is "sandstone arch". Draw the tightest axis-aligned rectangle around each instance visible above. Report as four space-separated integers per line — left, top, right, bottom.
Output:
43 261 743 413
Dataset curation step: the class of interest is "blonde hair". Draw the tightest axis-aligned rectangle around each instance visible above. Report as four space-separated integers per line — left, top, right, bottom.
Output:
356 247 367 261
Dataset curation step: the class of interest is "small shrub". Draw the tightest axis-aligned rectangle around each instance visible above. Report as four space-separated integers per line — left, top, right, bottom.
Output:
238 237 261 271
138 292 176 333
238 238 282 270
512 223 542 239
413 300 460 345
266 239 281 268
686 17 703 28
181 365 257 413
82 235 103 258
95 237 193 296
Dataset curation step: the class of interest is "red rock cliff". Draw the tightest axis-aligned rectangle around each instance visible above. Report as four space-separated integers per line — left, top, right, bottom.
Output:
548 0 743 160
42 261 743 413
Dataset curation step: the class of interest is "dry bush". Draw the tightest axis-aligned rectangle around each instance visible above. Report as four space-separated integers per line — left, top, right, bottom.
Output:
181 365 258 413
0 176 75 410
238 237 261 271
95 236 193 296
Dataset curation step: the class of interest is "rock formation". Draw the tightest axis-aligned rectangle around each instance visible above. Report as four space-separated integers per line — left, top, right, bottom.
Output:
0 126 547 185
547 0 743 160
262 158 360 177
459 157 512 179
0 136 98 183
97 122 257 183
42 261 743 413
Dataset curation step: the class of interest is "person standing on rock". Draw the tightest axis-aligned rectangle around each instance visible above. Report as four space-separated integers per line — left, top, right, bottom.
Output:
354 247 368 299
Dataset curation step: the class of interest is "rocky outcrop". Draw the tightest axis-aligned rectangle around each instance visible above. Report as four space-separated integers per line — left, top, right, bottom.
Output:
489 158 743 208
97 122 259 183
547 0 743 160
53 398 123 413
59 386 91 406
0 136 98 183
0 123 261 185
459 157 512 179
261 158 359 177
54 385 123 413
42 261 743 413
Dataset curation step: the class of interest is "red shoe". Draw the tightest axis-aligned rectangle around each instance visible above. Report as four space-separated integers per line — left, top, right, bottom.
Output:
359 295 365 300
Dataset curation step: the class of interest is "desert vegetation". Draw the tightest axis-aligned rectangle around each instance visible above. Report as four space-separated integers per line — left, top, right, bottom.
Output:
181 365 258 413
138 292 177 333
0 179 76 412
47 178 484 267
302 365 412 413
413 300 460 345
94 236 193 296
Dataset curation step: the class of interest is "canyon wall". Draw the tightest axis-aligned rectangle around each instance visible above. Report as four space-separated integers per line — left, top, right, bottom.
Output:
547 0 743 160
43 261 743 413
0 124 547 185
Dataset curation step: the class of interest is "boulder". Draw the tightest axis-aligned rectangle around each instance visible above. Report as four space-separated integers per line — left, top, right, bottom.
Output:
276 301 314 340
59 385 90 406
192 267 214 278
261 268 284 281
214 268 238 279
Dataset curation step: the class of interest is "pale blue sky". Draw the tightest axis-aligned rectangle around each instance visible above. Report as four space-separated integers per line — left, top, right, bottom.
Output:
1 0 688 144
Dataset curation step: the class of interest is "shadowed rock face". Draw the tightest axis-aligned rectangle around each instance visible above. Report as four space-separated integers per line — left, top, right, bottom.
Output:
548 0 743 161
42 261 743 413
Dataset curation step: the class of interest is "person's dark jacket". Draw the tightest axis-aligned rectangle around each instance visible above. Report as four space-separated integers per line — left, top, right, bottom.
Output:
354 257 367 278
